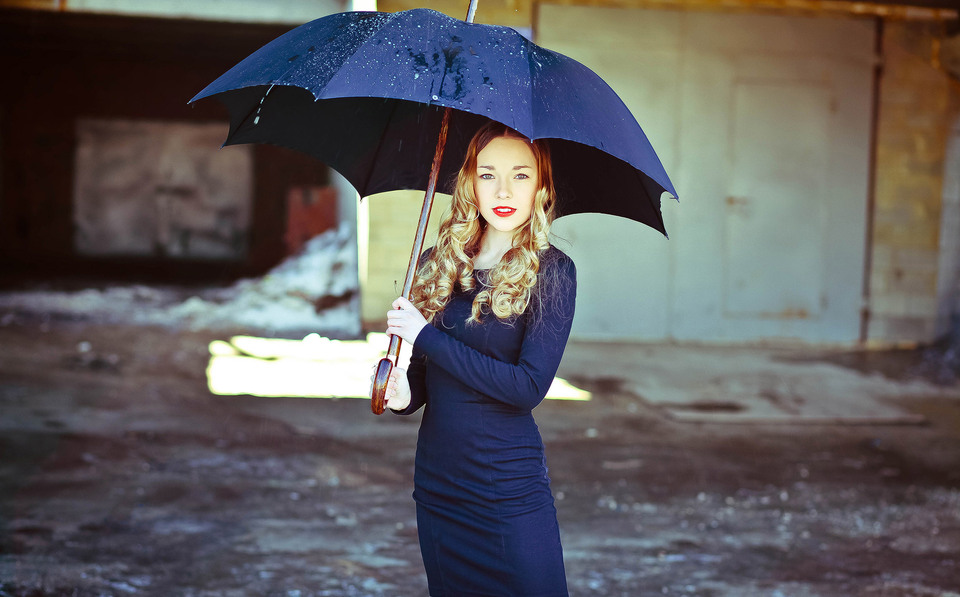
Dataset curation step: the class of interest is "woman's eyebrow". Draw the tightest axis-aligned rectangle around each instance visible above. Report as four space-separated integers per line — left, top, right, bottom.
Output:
477 164 533 172
476 164 532 170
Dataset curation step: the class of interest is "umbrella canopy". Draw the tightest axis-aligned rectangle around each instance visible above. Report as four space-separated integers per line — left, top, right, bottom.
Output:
190 8 677 236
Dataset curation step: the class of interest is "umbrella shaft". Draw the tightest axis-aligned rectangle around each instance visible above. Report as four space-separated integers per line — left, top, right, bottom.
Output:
388 107 453 361
387 0 472 362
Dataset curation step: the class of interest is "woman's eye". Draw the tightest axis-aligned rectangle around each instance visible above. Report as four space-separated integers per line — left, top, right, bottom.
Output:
478 173 494 180
515 173 529 180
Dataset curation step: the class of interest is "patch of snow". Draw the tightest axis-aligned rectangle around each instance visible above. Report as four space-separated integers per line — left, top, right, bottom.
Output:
0 225 360 337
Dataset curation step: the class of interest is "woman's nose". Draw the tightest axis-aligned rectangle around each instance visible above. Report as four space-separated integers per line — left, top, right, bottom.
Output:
496 183 511 199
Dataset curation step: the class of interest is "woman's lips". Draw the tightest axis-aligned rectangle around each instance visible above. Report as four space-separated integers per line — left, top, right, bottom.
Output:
492 207 516 217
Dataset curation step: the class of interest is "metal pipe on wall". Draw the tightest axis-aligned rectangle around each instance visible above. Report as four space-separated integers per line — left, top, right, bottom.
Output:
860 17 885 345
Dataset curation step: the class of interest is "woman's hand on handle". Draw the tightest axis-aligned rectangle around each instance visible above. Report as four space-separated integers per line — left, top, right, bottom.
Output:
368 365 411 411
384 367 411 411
385 297 428 345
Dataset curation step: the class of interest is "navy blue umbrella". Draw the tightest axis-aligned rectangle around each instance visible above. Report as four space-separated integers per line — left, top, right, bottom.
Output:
190 8 676 228
190 6 678 413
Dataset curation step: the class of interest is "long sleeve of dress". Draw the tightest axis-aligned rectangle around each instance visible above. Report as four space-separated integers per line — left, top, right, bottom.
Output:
413 254 576 412
391 249 435 416
391 344 428 415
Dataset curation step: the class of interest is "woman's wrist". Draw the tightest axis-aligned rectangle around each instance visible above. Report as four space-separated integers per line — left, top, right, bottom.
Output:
410 321 429 346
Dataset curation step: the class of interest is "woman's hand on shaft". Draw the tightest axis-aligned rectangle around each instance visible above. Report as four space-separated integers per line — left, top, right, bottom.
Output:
368 367 411 411
385 297 428 345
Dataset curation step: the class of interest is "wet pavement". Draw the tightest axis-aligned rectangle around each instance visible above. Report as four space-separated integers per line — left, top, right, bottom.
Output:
1 321 959 596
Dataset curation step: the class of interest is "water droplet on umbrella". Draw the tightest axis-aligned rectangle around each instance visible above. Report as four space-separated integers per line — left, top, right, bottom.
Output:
432 95 439 100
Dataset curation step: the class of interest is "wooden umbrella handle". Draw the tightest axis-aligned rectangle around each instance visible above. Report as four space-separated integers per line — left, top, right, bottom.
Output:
371 107 452 414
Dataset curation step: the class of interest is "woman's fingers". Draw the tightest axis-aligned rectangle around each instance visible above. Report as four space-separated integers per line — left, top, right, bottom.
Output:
384 366 411 411
385 298 427 345
386 313 421 343
390 297 423 320
374 367 405 405
392 296 414 310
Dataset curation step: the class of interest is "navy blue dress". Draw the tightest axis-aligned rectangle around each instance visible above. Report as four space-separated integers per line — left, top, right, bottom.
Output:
393 246 576 597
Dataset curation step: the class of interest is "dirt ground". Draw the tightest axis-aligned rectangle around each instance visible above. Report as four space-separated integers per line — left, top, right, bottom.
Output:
2 319 960 596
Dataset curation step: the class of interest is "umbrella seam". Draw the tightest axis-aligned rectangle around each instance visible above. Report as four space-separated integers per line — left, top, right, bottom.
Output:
313 11 409 102
526 38 538 141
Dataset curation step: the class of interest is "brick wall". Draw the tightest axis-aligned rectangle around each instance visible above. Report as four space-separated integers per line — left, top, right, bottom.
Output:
869 21 960 343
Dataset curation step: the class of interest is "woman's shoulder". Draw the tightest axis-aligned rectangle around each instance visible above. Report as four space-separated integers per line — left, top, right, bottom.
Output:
535 245 576 303
527 245 576 322
540 245 576 278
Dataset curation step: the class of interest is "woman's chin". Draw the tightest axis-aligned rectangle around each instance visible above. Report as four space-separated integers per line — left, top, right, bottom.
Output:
483 219 522 234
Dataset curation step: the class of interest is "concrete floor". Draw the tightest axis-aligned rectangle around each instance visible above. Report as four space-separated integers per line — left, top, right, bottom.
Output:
1 320 959 596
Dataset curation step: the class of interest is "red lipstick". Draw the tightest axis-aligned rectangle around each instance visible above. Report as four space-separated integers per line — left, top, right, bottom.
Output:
492 207 516 217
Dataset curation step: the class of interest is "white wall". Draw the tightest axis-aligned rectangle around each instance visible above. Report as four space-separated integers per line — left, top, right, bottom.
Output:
540 6 875 344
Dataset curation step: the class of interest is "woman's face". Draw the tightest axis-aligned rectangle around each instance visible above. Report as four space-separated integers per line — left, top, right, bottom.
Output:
473 136 539 234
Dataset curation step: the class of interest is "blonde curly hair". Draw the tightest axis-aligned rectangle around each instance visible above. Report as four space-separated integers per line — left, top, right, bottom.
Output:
411 121 556 324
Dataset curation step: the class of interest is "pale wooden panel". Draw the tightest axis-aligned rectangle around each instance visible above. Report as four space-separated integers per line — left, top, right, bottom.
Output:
360 190 452 325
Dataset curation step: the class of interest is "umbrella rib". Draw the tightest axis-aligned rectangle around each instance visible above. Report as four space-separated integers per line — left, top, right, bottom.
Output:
230 102 261 146
222 86 272 146
360 99 403 197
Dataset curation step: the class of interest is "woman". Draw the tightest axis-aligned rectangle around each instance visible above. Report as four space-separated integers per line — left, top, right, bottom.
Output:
383 121 577 596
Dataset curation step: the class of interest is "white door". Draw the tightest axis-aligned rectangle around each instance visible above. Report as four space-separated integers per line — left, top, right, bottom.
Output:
541 6 875 343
